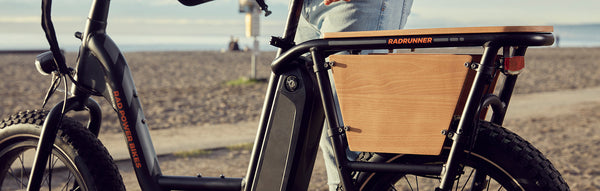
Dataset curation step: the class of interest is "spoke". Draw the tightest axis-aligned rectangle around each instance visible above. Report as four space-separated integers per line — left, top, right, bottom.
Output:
403 176 414 191
7 153 30 189
8 167 28 189
61 172 72 191
19 153 25 187
455 172 462 191
70 178 81 191
487 177 491 191
415 176 419 191
64 172 78 191
43 172 50 190
44 153 64 191
19 153 27 189
460 169 475 191
49 173 52 190
52 154 60 167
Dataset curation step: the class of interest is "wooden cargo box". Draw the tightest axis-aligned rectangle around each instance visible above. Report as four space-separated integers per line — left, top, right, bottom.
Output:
330 54 478 155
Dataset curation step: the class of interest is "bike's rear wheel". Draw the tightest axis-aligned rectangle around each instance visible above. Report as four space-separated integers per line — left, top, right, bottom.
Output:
0 110 125 191
354 121 569 191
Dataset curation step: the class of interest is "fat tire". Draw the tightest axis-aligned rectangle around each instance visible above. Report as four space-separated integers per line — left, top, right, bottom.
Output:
0 110 125 191
354 121 569 191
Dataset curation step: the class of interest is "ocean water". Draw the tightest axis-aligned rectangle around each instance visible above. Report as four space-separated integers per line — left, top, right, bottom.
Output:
0 33 277 52
554 24 600 47
1 24 598 52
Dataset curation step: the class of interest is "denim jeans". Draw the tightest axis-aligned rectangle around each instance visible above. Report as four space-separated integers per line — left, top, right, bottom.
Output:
292 0 413 190
294 0 412 44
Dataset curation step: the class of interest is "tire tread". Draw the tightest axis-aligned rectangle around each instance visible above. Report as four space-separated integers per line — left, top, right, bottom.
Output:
0 110 125 191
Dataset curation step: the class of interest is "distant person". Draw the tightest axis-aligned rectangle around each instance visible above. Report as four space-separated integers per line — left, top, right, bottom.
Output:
228 36 241 51
555 35 560 47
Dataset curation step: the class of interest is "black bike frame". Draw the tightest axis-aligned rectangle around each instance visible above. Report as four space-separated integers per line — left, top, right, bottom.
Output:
28 0 554 190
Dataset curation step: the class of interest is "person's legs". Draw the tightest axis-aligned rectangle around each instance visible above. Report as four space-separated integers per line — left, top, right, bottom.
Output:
295 1 413 190
295 0 412 43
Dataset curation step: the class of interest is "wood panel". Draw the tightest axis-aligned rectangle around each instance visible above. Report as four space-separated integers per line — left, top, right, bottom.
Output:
330 54 475 155
324 26 553 39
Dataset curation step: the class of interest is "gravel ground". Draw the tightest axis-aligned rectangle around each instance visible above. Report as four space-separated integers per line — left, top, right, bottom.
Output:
2 48 599 131
1 48 599 190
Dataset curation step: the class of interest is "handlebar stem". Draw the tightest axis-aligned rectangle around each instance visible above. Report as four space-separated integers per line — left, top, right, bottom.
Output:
84 0 110 37
88 0 110 24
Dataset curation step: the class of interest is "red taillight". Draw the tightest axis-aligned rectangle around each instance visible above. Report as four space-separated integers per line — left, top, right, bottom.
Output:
504 56 524 74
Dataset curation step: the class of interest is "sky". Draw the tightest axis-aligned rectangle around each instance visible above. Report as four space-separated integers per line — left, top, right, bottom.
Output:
1 0 599 50
405 0 600 28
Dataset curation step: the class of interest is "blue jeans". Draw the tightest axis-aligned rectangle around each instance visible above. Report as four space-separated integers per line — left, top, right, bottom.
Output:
293 0 412 190
295 0 412 44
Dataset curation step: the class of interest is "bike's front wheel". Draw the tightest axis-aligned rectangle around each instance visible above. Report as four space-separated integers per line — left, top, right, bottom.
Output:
0 110 125 191
354 121 569 191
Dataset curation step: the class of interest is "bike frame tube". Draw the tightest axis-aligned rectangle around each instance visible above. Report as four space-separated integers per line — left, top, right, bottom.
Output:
73 0 167 190
72 1 248 190
86 34 165 190
271 33 553 75
437 45 501 190
491 46 528 125
243 0 304 190
310 47 356 190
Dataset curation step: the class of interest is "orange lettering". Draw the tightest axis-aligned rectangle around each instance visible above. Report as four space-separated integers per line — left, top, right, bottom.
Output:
115 97 123 109
387 37 433 45
114 90 142 169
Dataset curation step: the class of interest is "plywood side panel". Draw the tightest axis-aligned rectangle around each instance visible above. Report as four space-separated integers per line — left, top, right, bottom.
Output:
330 54 474 155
